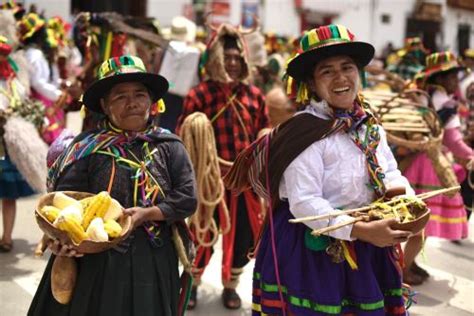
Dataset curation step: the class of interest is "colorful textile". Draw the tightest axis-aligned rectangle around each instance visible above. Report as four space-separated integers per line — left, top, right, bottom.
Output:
421 51 466 84
178 80 268 161
334 102 386 198
403 152 468 240
31 89 64 145
387 54 425 80
226 99 385 201
48 122 174 243
252 202 405 316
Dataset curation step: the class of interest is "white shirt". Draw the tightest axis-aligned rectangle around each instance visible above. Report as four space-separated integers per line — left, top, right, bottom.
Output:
279 100 414 240
25 47 61 102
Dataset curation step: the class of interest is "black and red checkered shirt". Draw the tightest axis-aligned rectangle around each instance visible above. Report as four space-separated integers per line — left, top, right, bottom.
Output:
178 80 269 161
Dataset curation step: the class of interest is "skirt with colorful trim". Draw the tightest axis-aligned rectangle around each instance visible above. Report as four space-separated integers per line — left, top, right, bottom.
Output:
252 202 406 316
403 152 468 240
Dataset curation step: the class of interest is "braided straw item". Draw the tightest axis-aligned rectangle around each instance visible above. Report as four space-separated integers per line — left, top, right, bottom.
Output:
362 89 459 194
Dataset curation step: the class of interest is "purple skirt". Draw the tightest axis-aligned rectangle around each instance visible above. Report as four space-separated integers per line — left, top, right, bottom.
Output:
252 202 406 316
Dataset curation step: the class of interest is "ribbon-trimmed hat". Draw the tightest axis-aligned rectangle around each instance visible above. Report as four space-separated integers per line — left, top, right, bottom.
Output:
424 51 465 82
17 12 45 43
82 55 169 114
287 24 374 80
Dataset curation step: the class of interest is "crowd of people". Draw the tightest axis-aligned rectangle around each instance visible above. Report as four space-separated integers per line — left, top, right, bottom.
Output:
0 1 472 315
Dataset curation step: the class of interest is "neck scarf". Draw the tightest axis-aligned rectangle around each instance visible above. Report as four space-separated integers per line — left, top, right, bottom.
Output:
48 122 173 244
333 101 386 198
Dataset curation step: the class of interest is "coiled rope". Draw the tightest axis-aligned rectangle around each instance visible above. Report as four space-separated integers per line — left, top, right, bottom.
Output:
180 112 231 247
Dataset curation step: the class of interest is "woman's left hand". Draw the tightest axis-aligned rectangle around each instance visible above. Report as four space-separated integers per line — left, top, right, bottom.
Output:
123 206 164 228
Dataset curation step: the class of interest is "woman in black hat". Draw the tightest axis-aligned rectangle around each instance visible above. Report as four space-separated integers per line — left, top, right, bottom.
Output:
28 55 197 316
225 24 414 315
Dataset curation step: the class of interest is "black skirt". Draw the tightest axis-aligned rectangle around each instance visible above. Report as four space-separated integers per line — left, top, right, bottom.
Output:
28 227 180 316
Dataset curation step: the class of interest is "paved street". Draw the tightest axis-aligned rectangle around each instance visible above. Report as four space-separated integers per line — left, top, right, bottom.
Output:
1 194 473 316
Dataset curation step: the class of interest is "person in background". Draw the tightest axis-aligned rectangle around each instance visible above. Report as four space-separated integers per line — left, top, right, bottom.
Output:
402 51 472 285
17 12 67 144
177 22 269 310
0 36 35 253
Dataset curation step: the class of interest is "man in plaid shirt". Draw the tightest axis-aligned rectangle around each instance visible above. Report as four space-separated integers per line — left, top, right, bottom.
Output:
177 25 269 310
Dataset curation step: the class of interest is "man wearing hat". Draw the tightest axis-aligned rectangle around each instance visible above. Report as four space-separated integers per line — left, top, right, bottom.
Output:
28 55 197 315
177 23 269 309
224 24 414 315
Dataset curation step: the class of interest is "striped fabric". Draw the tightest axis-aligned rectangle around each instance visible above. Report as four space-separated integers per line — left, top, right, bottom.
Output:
97 55 147 79
300 24 354 52
423 51 464 79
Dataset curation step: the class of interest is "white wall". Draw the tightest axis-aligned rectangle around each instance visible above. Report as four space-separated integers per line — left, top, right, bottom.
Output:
147 0 191 26
261 0 300 36
22 0 70 19
443 6 474 54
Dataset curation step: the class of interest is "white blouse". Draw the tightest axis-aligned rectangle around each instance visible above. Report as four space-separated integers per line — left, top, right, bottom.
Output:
279 100 414 240
25 47 61 102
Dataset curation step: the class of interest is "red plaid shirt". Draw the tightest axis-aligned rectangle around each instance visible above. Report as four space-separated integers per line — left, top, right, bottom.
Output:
178 80 269 161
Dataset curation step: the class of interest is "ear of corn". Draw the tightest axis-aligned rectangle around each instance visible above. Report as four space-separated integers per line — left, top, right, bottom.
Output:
53 192 82 211
82 191 112 229
40 206 61 223
56 215 88 245
79 196 95 213
103 199 123 221
59 205 83 224
104 219 122 238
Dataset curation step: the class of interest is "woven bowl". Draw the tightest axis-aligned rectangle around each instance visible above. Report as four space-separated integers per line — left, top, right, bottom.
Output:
391 207 431 235
35 191 132 254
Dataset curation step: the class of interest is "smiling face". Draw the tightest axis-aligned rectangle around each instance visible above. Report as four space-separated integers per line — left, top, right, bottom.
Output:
309 55 360 110
100 81 152 131
224 47 243 82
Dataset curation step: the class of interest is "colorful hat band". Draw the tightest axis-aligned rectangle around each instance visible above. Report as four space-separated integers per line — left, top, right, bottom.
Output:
426 60 462 76
300 24 353 52
98 56 146 80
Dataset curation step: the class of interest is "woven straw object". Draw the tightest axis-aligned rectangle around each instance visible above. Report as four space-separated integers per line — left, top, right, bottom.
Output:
362 89 459 194
35 191 132 254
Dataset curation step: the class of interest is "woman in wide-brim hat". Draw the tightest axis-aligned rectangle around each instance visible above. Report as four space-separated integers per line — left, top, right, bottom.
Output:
402 51 472 284
225 24 415 315
28 55 197 316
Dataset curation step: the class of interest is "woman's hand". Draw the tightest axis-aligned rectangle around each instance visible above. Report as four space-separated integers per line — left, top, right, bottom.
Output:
351 218 411 248
48 239 83 257
123 206 165 229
